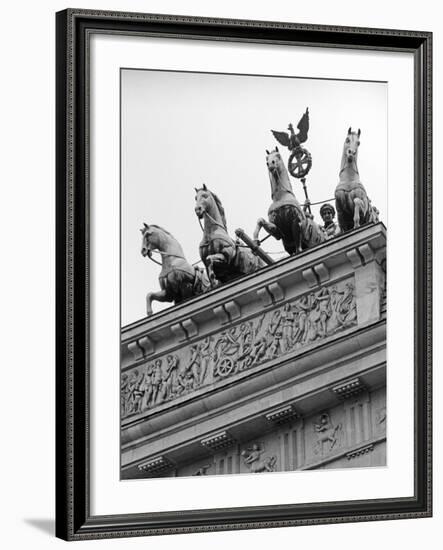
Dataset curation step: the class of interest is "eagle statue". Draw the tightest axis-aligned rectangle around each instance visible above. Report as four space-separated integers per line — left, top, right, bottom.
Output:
270 108 312 180
271 108 310 152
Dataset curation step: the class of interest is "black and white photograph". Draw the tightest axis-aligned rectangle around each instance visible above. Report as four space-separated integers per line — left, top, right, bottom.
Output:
0 0 439 546
51 6 432 542
120 69 387 479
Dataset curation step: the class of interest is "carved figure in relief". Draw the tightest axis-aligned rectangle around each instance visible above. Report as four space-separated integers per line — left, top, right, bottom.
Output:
151 360 163 405
241 443 277 473
327 285 344 333
140 223 210 316
304 292 326 342
281 303 295 352
187 345 203 388
376 407 386 434
250 336 268 365
267 323 284 360
199 336 212 384
174 354 193 394
313 413 342 455
292 297 309 345
121 373 129 417
139 366 154 411
268 310 282 337
338 282 357 326
237 323 255 370
161 354 179 399
316 287 332 338
124 370 137 414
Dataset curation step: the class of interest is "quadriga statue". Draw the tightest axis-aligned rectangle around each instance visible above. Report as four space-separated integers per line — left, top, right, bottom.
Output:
253 147 326 254
335 128 379 232
140 223 210 316
194 184 264 287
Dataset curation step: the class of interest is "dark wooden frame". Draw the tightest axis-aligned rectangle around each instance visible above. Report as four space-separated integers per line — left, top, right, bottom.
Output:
55 8 432 541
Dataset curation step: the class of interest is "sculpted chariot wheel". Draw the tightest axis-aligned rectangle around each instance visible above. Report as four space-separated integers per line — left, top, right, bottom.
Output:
288 147 312 179
215 356 235 377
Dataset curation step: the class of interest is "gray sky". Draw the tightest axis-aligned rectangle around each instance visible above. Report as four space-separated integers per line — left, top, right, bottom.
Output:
121 69 387 325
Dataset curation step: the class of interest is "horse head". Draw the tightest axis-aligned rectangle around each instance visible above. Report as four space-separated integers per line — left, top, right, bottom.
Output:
265 147 285 179
265 146 293 200
342 127 361 168
140 223 171 257
194 183 227 229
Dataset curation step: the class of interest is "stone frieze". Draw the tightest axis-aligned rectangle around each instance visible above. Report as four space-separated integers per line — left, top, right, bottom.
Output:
121 278 357 419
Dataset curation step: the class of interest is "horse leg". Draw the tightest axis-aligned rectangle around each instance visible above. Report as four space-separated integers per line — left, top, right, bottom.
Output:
180 280 194 301
205 254 225 287
336 206 349 233
146 289 170 316
353 198 365 228
253 217 281 245
335 190 347 232
349 186 369 228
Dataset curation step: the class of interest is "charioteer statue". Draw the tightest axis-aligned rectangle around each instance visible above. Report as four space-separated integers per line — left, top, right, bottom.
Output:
319 203 340 238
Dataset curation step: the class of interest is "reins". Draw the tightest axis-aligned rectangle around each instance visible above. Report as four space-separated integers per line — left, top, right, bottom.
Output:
147 193 338 269
146 249 186 267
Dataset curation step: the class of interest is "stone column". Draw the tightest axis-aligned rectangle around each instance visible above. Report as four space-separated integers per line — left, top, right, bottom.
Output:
288 428 295 470
279 432 286 471
344 404 353 447
296 418 305 468
361 392 372 441
233 445 241 474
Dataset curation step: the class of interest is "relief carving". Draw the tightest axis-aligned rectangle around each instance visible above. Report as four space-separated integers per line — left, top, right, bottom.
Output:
122 278 358 418
313 412 343 456
241 443 277 473
375 407 386 435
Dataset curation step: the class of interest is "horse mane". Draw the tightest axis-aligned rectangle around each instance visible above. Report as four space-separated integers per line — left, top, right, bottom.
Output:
149 224 175 238
210 191 228 229
196 186 228 229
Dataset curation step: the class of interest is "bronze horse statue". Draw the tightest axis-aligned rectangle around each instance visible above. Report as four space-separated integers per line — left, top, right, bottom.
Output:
140 223 210 316
253 147 325 254
194 184 263 287
335 128 378 232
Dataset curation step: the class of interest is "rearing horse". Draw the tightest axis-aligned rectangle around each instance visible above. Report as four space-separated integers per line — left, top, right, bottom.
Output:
140 223 210 316
253 148 325 254
335 128 372 232
195 184 263 287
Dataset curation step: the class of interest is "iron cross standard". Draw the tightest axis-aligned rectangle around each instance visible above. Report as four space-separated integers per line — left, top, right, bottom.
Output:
271 107 313 212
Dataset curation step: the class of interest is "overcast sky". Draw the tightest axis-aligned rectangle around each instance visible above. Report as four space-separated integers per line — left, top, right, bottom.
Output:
121 69 387 325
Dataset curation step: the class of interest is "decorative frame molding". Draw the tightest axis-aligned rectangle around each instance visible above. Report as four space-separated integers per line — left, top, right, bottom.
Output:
55 8 432 540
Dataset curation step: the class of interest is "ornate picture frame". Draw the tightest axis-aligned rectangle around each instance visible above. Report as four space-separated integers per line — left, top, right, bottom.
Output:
55 9 432 540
